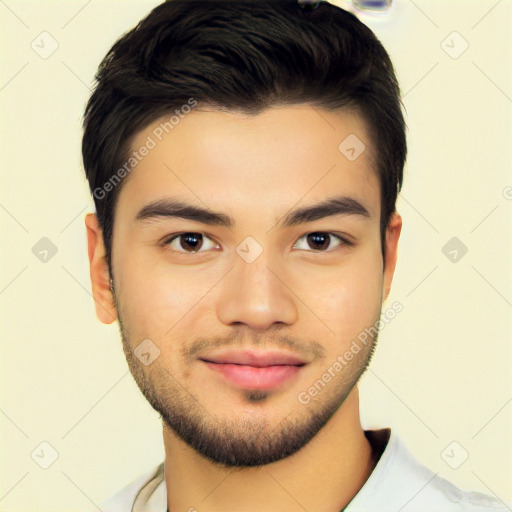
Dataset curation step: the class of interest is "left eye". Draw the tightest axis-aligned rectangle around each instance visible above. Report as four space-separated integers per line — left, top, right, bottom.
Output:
293 232 349 252
163 233 220 253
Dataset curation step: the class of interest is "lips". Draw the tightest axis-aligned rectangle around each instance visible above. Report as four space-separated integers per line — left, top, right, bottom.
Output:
199 350 306 390
200 349 306 367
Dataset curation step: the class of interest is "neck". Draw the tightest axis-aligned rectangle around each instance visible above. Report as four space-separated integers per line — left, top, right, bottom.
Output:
163 388 377 512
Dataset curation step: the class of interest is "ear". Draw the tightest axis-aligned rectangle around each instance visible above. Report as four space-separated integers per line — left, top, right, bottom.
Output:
85 213 118 324
382 212 402 303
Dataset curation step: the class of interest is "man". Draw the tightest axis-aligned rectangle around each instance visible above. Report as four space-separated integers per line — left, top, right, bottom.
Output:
82 1 508 510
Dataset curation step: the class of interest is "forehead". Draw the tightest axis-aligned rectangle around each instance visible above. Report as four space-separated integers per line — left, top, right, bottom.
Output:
117 105 380 222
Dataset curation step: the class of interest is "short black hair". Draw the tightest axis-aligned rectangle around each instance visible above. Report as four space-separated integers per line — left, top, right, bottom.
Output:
82 0 407 271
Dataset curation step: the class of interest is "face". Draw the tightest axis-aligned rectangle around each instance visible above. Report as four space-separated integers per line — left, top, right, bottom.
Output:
87 105 401 467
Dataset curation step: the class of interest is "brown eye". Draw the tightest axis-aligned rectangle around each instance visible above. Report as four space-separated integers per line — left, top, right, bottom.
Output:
179 233 203 252
307 233 330 250
293 232 351 252
164 232 219 253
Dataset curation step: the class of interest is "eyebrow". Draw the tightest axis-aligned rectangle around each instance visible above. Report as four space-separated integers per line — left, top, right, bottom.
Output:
135 195 370 229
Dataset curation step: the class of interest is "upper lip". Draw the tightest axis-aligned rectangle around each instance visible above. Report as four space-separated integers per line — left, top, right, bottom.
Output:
199 349 306 367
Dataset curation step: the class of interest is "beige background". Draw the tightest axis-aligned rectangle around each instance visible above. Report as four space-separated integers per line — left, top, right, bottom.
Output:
0 1 511 510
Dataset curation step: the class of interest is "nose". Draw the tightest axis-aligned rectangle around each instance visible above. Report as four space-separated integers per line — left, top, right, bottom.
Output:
216 251 299 331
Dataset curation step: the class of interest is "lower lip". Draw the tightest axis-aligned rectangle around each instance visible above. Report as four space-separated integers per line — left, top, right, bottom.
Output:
203 362 303 390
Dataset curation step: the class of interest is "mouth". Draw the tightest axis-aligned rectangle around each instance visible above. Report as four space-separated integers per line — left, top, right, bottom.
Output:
199 350 307 391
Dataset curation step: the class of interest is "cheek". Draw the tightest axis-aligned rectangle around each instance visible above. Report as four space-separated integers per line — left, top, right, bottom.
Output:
302 252 383 345
114 250 222 341
113 231 384 346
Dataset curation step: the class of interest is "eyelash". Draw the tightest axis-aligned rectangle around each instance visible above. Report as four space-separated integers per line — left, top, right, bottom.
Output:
161 232 353 255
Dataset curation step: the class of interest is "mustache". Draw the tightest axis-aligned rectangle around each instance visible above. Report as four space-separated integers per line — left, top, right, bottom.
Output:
183 330 325 362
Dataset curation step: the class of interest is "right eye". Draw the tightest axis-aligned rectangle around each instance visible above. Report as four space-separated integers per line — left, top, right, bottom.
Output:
162 232 221 254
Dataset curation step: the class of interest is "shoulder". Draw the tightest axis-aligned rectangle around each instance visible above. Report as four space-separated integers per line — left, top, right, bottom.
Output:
94 462 165 512
347 429 510 511
422 472 508 511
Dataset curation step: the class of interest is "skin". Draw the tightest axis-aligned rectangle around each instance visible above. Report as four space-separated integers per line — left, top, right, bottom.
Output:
86 105 402 512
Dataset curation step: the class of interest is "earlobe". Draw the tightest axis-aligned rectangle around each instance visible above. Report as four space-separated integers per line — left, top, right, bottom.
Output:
85 213 118 324
382 212 402 303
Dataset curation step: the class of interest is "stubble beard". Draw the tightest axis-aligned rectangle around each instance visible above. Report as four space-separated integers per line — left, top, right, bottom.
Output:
114 291 379 468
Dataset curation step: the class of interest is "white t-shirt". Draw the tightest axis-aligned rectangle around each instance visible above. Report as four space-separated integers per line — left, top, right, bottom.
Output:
95 429 509 511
